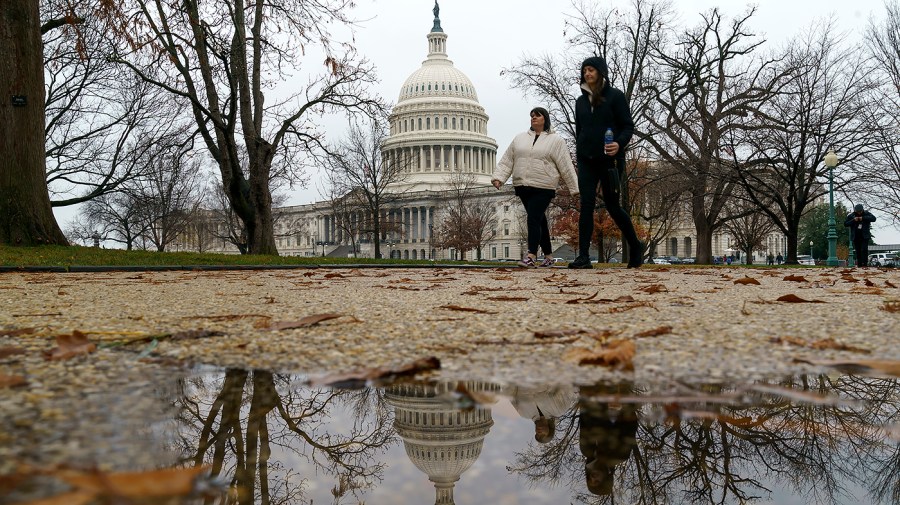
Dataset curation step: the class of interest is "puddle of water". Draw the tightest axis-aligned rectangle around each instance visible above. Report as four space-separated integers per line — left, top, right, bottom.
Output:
5 372 900 504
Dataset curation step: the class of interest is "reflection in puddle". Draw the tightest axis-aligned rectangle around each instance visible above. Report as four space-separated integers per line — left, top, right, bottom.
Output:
8 372 900 504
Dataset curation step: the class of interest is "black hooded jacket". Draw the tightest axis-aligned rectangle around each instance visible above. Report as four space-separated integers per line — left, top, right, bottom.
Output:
575 56 634 163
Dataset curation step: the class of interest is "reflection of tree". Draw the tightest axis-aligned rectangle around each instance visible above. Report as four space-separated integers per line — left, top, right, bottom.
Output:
508 376 900 505
172 370 395 504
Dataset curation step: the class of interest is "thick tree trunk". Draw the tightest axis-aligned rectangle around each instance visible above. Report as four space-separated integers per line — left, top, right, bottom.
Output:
693 200 714 265
0 0 67 246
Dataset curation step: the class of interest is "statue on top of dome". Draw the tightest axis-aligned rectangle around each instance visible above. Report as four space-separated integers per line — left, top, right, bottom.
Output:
431 1 443 32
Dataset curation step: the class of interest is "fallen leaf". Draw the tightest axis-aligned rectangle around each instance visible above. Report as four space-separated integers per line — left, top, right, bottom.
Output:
776 294 825 303
44 331 96 361
313 356 441 387
793 358 900 377
437 305 498 314
634 326 673 338
734 277 761 285
615 295 636 302
487 296 530 302
0 373 27 388
0 328 36 337
323 273 347 279
57 466 209 497
783 274 808 282
864 279 876 287
270 313 348 330
848 286 885 295
886 280 897 288
809 338 870 354
0 346 27 359
563 339 635 370
639 284 668 294
883 301 900 313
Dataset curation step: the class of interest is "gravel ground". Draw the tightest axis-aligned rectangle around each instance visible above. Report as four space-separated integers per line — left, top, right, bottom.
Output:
1 265 899 475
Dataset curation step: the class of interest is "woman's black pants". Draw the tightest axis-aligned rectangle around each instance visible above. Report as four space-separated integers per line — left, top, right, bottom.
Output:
577 157 639 257
515 186 556 256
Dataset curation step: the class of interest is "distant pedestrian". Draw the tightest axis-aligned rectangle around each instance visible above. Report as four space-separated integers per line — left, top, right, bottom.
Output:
844 203 876 267
776 253 783 265
767 254 774 266
568 56 645 269
492 107 579 268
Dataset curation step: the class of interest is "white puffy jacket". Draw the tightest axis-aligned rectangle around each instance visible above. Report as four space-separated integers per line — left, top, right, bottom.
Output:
492 129 578 193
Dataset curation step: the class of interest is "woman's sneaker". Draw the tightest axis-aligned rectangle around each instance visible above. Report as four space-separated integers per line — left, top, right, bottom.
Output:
567 255 592 269
518 255 536 268
539 256 556 267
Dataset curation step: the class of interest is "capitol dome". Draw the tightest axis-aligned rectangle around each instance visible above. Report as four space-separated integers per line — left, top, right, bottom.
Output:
382 2 497 193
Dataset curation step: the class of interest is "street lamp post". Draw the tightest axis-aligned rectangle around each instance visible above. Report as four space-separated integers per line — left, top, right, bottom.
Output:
810 240 814 264
824 149 839 266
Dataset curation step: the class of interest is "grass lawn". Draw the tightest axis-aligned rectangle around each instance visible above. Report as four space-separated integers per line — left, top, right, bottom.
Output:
0 245 436 268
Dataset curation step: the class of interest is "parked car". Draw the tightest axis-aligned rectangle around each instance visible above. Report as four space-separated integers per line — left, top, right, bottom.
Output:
796 255 815 265
665 256 683 264
868 253 899 267
651 257 671 265
682 257 696 264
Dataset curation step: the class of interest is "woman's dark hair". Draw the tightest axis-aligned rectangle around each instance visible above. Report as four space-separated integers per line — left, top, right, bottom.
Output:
529 107 551 131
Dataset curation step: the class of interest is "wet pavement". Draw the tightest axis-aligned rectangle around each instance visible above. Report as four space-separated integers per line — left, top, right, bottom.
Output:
3 366 900 504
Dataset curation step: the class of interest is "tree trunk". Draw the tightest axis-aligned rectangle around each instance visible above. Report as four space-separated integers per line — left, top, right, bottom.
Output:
693 208 714 265
0 0 67 246
784 221 800 264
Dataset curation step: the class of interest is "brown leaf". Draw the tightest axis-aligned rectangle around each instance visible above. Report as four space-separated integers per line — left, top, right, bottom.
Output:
437 305 498 314
0 327 36 337
0 373 27 388
770 336 811 347
841 274 860 283
886 280 897 288
882 301 900 313
44 331 96 361
639 284 668 294
809 338 870 354
57 466 209 498
776 294 825 303
634 326 673 338
793 358 900 377
270 313 348 330
0 346 27 359
783 274 808 282
864 278 876 287
734 277 761 285
314 356 441 387
615 295 636 302
487 296 530 302
563 339 635 370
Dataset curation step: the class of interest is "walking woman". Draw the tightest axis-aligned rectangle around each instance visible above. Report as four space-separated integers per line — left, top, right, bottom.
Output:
568 56 645 269
492 107 578 267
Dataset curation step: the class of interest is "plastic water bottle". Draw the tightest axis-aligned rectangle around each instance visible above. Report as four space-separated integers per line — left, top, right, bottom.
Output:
604 128 614 144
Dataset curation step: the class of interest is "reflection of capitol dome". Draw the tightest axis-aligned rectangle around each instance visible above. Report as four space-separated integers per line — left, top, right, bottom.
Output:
385 381 500 505
382 2 498 192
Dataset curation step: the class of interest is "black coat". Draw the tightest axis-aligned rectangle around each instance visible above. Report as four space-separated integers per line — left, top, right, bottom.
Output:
844 211 876 242
574 85 634 163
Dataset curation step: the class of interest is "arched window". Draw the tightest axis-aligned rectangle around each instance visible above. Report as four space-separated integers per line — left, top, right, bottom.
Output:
452 118 456 129
418 117 422 130
427 84 431 90
426 117 430 129
443 117 448 129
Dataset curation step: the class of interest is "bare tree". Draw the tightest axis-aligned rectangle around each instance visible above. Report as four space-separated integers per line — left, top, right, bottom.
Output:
641 7 793 264
41 1 169 208
721 197 776 264
731 23 877 263
858 1 900 225
325 118 410 258
432 171 497 261
134 134 206 252
112 0 386 255
78 189 150 250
